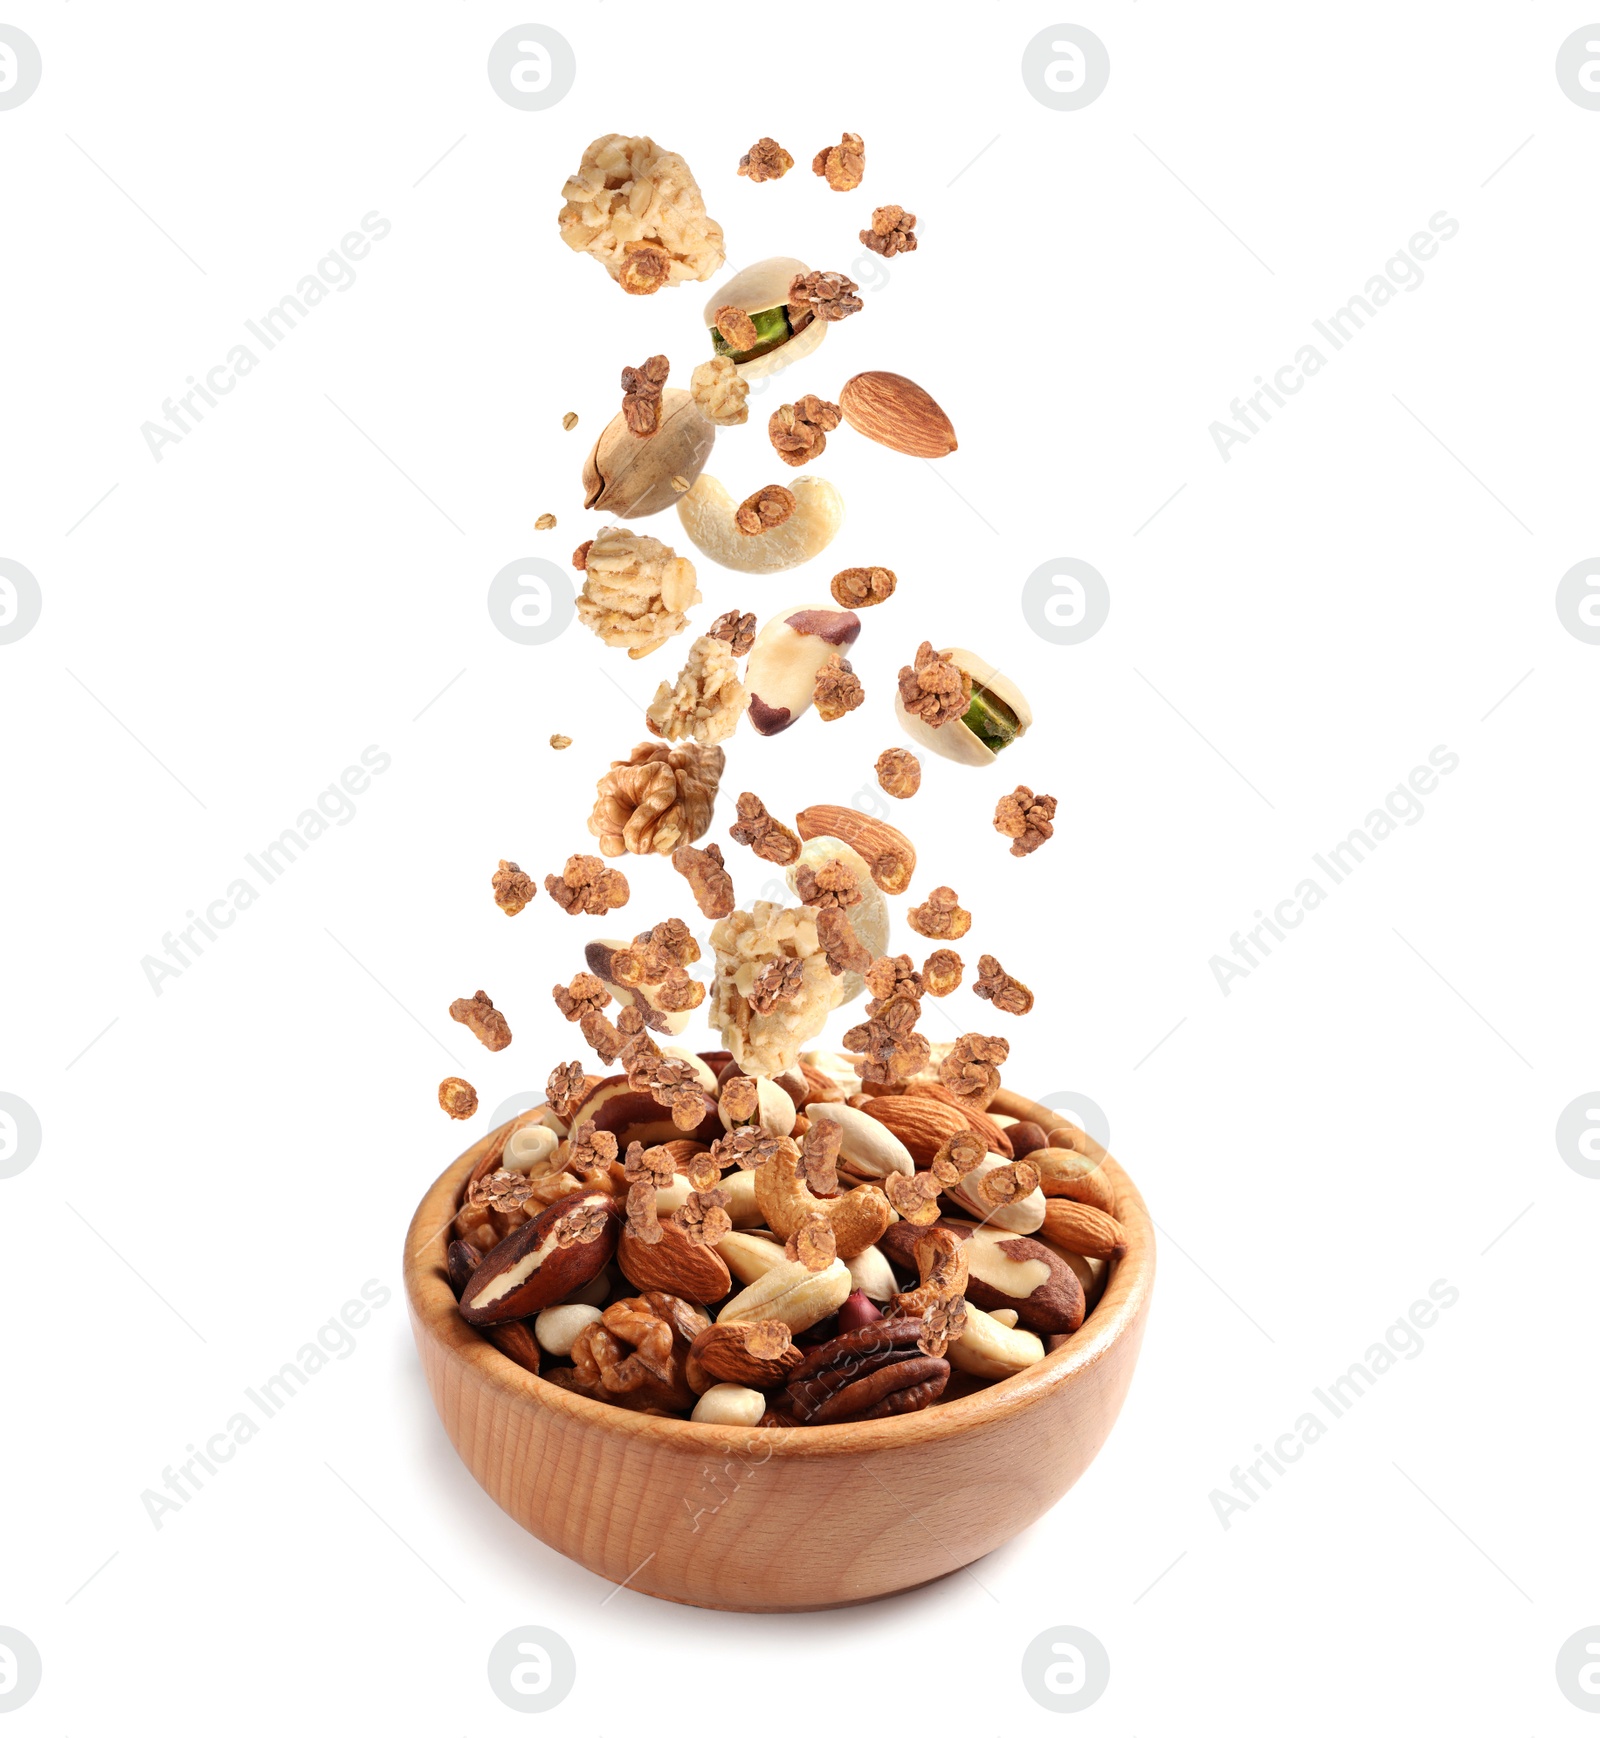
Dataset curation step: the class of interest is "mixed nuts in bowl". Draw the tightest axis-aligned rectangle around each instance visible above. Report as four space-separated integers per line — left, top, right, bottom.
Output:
404 1065 1153 1610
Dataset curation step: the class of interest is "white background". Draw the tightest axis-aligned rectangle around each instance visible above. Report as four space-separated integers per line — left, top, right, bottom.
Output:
2 3 1596 1730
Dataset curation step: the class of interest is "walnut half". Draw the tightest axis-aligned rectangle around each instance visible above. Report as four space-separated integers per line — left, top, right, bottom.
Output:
588 741 724 857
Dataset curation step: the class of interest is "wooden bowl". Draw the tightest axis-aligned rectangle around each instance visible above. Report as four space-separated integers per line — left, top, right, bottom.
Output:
403 1089 1155 1611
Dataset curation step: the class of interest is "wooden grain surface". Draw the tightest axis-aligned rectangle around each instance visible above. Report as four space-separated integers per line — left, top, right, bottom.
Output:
403 1089 1155 1611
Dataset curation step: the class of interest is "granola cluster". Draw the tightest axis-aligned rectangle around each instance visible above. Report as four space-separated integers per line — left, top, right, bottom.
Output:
576 525 701 658
875 748 920 799
728 792 800 865
813 654 864 722
769 396 842 467
621 354 669 436
860 205 917 257
898 642 971 728
689 355 748 426
545 855 630 917
788 270 863 325
831 566 897 609
708 902 842 1076
671 840 734 918
734 484 795 536
491 859 537 916
812 131 865 191
738 137 793 182
558 135 725 293
645 635 747 746
994 785 1057 856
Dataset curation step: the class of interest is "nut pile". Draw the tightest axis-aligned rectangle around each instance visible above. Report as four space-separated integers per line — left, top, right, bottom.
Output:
432 131 1101 1430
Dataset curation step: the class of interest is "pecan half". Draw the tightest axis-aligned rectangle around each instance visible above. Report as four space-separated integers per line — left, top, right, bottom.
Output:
778 1318 949 1425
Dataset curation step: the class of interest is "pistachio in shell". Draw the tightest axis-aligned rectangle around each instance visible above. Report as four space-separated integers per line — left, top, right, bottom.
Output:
894 647 1032 767
582 389 716 518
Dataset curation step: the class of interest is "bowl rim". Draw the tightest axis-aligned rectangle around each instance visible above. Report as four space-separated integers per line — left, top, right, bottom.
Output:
404 1087 1154 1460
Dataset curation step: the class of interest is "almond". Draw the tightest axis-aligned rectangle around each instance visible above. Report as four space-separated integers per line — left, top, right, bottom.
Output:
838 371 957 459
905 1082 1013 1156
794 804 915 894
686 1321 803 1393
1040 1198 1127 1260
1034 1149 1118 1215
616 1219 732 1304
859 1091 970 1163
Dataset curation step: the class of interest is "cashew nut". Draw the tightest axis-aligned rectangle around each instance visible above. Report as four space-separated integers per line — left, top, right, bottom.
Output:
844 1241 898 1302
501 1123 560 1174
945 1303 1045 1379
802 1100 914 1180
677 474 844 574
691 1383 768 1425
753 1137 892 1260
717 1230 791 1284
716 1256 851 1332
